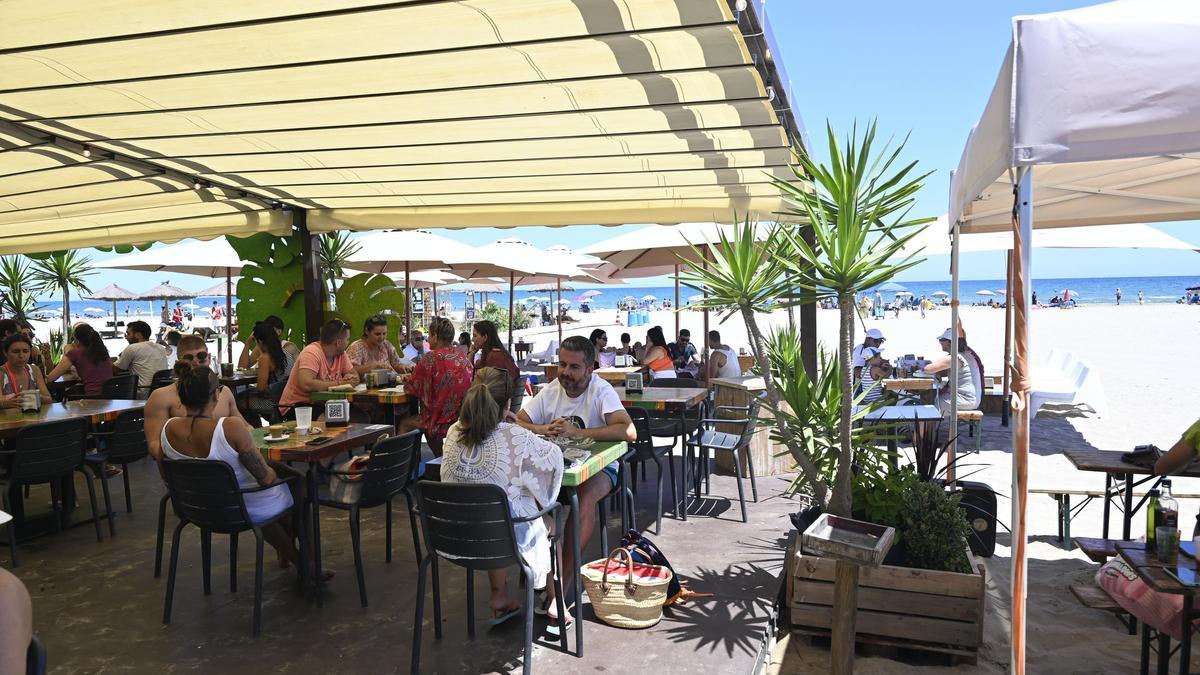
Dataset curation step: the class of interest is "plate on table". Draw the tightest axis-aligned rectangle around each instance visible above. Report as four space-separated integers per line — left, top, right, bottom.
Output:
263 434 291 442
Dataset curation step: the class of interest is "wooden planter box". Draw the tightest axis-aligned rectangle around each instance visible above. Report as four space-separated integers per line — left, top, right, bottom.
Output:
788 546 986 663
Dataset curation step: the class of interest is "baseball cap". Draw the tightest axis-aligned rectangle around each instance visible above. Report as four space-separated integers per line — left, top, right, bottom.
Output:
865 328 885 341
938 328 955 341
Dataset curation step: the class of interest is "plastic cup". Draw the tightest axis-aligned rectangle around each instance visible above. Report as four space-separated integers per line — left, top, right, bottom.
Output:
221 363 234 377
295 407 313 434
1156 527 1179 564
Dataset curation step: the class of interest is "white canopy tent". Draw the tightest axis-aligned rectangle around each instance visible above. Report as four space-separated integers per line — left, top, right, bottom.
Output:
947 3 1200 672
904 217 1200 257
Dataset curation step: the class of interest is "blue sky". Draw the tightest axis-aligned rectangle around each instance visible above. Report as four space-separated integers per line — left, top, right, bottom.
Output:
80 0 1199 297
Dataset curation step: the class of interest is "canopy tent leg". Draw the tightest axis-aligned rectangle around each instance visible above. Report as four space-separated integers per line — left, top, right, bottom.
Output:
1010 166 1033 675
948 219 961 484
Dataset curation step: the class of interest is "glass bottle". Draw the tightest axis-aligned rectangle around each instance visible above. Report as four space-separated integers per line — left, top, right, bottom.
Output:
1158 480 1179 533
1146 488 1160 549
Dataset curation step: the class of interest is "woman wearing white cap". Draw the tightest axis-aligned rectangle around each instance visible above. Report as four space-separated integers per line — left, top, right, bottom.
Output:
924 328 981 414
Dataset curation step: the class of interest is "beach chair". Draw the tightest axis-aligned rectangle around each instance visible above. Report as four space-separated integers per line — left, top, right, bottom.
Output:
1030 360 1106 418
523 339 559 367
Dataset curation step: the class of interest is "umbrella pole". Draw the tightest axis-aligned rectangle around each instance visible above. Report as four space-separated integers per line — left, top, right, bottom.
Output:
404 262 411 337
507 272 515 353
702 248 710 365
225 270 233 364
432 283 438 318
557 278 562 345
1009 167 1033 675
1002 251 1013 427
673 264 680 338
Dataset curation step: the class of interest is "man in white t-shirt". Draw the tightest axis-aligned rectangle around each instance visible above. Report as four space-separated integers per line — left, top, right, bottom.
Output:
114 320 168 397
517 335 634 624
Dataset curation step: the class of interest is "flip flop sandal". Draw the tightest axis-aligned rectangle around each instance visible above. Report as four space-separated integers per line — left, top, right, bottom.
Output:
545 610 573 636
486 605 522 626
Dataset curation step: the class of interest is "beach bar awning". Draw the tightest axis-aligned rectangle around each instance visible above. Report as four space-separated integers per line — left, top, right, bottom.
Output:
948 1 1200 234
0 1 804 253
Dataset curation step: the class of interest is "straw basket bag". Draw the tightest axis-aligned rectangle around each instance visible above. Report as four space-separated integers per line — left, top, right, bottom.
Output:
581 548 673 628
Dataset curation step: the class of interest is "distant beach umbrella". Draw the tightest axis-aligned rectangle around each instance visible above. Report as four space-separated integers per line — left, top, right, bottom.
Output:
581 289 603 297
995 290 1007 295
557 299 572 306
641 294 657 301
83 307 106 317
877 282 908 292
975 290 996 296
931 291 950 298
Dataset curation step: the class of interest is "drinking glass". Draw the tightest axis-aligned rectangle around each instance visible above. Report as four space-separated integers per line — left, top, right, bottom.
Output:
1156 527 1180 564
295 407 313 434
220 363 234 377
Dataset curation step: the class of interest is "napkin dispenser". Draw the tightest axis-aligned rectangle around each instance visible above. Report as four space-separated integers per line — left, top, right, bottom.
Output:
615 354 633 367
325 399 351 427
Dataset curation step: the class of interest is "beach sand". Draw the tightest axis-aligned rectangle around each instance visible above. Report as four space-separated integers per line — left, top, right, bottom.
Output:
510 302 1200 673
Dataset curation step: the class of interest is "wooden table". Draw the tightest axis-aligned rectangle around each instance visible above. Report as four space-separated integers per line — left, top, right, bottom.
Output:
709 376 793 477
219 370 258 389
253 421 393 605
615 386 708 413
1063 448 1200 540
1116 542 1198 674
513 341 532 362
882 377 935 392
311 387 412 425
593 366 645 385
540 363 560 383
0 399 145 437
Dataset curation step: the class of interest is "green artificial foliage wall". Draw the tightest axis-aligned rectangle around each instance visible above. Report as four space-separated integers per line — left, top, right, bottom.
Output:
329 273 407 346
227 232 307 347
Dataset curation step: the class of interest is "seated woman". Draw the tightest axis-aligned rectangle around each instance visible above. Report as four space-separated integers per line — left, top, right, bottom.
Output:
858 347 893 404
614 333 636 359
588 329 616 368
161 364 327 580
923 328 980 414
45 324 112 396
468 320 519 384
637 326 675 379
246 322 296 425
0 333 52 408
346 315 410 376
1154 420 1200 475
441 367 564 624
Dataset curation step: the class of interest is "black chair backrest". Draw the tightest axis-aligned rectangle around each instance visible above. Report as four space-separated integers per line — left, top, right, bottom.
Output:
735 397 762 449
358 430 421 508
646 377 697 389
161 459 254 535
26 634 46 675
106 408 149 464
509 375 527 413
625 408 657 461
102 373 138 399
267 375 289 403
414 481 521 571
149 369 175 392
10 418 87 484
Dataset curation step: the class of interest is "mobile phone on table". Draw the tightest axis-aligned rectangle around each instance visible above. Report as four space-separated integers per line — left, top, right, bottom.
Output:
306 437 333 446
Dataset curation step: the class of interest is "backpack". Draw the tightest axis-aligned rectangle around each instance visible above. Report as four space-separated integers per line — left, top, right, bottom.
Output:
619 530 711 606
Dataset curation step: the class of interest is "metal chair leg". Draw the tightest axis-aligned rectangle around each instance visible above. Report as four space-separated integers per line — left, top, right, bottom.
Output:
732 450 748 523
431 557 443 639
412 557 430 674
252 528 265 638
404 490 422 564
155 492 169 577
98 466 116 536
349 506 368 608
465 568 476 638
385 498 393 563
522 570 535 675
162 520 187 625
229 532 239 593
598 498 608 555
78 469 104 542
744 446 758 503
200 528 212 595
2 490 18 567
122 467 133 513
651 455 664 534
667 447 678 518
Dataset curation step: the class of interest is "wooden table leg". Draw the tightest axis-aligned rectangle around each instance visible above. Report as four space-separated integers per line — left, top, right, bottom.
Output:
1124 473 1134 540
830 560 860 675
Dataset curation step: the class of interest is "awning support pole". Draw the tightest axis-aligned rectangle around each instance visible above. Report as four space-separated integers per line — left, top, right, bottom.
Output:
296 209 323 344
404 261 411 337
673 264 680 338
1002 250 1014 427
1010 166 1034 675
507 272 515 353
557 278 563 345
225 269 233 364
948 218 961 484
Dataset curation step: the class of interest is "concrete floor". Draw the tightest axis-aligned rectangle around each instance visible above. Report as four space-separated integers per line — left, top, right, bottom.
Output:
6 455 800 674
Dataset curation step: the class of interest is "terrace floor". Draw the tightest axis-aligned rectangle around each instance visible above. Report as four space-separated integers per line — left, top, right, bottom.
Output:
11 455 801 674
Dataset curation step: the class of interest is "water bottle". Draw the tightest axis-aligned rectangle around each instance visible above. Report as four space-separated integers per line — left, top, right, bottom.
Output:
1158 480 1179 533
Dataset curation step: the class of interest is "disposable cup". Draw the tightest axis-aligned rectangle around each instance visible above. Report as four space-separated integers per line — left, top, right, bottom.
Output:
295 407 313 434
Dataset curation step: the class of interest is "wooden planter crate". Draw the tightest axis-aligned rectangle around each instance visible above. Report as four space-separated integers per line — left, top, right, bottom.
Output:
788 547 986 663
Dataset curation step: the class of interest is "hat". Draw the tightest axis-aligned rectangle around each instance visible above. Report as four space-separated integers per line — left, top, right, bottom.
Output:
865 328 885 341
938 328 955 341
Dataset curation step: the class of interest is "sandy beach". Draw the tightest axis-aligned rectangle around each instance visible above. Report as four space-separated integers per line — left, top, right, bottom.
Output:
511 302 1200 673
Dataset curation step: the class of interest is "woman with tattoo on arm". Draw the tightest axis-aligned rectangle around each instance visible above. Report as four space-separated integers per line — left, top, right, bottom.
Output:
160 364 333 582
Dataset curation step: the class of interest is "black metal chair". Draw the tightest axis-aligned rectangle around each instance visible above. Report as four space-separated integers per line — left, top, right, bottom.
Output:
1 418 102 567
84 408 149 536
624 408 675 535
26 634 46 675
411 481 570 675
319 430 422 607
66 373 138 401
596 445 637 556
160 459 301 637
683 399 760 523
148 369 175 393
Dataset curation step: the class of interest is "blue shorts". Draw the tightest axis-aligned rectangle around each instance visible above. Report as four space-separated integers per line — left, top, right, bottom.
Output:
601 465 620 487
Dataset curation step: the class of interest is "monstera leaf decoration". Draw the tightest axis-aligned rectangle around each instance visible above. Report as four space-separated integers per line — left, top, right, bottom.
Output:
227 232 301 269
228 232 307 345
329 273 407 346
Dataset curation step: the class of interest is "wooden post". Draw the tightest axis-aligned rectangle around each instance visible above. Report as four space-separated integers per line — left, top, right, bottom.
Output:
830 560 861 674
673 264 680 337
556 277 563 345
296 209 323 344
225 269 233 363
507 271 515 352
1002 250 1013 427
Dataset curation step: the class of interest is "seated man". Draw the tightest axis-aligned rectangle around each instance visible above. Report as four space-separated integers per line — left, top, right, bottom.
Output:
145 335 241 461
668 328 699 375
402 317 474 455
516 335 635 627
113 320 168 396
278 320 359 412
402 328 430 364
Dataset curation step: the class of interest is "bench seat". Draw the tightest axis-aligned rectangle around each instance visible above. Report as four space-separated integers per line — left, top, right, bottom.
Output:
1070 583 1122 612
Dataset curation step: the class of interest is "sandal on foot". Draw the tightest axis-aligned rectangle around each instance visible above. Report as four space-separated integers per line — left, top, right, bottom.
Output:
545 607 574 636
486 604 522 626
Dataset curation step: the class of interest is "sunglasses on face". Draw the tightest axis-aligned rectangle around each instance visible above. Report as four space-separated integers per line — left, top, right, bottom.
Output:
180 352 210 362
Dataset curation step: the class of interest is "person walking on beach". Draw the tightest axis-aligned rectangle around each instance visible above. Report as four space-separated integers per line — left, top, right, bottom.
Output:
1115 287 1122 305
1138 290 1145 305
1032 290 1038 306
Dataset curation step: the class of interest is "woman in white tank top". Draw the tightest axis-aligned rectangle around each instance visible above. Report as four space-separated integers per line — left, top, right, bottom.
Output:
162 365 326 580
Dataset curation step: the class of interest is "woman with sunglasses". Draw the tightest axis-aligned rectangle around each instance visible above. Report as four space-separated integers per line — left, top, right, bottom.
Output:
46 324 112 396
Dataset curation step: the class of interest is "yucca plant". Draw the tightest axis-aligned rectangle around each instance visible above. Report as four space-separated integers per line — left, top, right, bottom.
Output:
319 231 361 298
30 250 94 335
0 255 44 321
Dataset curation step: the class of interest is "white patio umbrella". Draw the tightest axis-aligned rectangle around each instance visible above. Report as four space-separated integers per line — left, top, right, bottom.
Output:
85 283 138 326
344 229 478 332
975 290 995 296
931 291 950 298
95 237 247 362
83 307 106 317
641 294 657 301
581 290 603 298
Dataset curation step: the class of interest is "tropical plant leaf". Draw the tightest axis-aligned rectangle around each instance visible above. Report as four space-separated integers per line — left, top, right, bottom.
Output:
0 256 44 321
328 273 407 346
235 262 306 346
30 250 94 335
227 232 300 268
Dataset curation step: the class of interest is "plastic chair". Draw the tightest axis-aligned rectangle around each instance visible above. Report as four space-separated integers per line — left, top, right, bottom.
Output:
26 634 46 675
411 481 570 675
66 373 138 401
319 430 422 607
643 377 705 509
160 459 301 637
1 418 101 567
148 369 175 393
625 408 676 534
683 398 760 523
84 408 149 536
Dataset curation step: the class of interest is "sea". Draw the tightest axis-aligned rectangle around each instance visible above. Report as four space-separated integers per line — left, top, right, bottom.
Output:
27 274 1200 320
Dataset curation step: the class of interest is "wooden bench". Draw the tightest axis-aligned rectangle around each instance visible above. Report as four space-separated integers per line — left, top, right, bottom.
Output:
1032 488 1200 547
1071 536 1138 563
956 409 984 453
1069 581 1138 635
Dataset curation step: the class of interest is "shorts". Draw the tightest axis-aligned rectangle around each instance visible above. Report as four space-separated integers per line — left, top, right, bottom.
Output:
601 465 620 488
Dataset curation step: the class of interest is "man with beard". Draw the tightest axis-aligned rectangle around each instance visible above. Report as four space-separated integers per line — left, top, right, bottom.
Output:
516 335 635 631
144 335 241 462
